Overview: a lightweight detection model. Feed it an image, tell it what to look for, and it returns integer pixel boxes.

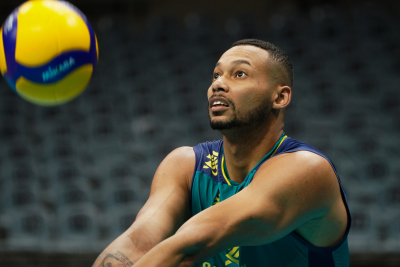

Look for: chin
[209,118,236,130]
[209,117,223,130]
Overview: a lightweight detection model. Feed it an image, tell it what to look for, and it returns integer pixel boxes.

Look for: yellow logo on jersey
[203,151,219,176]
[225,247,240,265]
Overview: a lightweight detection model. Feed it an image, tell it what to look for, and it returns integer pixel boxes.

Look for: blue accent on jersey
[190,136,351,267]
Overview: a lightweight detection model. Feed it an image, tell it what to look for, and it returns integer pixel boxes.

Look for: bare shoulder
[270,150,334,170]
[159,146,196,168]
[259,150,337,182]
[252,150,341,215]
[152,146,196,191]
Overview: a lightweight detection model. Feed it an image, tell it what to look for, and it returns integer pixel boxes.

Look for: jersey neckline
[221,133,287,186]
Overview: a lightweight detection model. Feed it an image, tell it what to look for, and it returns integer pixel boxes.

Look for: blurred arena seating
[0,3,399,263]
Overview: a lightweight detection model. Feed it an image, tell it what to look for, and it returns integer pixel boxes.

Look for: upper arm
[240,151,341,243]
[126,146,195,250]
[93,147,195,266]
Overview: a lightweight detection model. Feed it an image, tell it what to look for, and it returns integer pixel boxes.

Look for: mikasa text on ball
[0,0,98,106]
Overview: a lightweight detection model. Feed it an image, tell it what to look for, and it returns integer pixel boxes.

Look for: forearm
[133,233,199,267]
[93,215,181,267]
[132,199,284,267]
[93,221,172,267]
[92,235,148,267]
[133,222,228,267]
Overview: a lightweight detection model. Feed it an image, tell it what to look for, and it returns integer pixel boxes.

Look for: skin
[92,45,348,267]
[92,146,194,267]
[208,45,288,182]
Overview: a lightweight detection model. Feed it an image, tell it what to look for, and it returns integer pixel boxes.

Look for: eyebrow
[215,59,252,67]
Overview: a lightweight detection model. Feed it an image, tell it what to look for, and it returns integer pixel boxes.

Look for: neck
[221,116,284,184]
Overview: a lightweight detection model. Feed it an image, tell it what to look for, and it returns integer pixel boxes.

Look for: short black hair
[232,39,293,88]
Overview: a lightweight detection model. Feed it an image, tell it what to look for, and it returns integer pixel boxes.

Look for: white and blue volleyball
[0,0,98,106]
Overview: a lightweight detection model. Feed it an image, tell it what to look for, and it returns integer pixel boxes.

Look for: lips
[208,97,230,113]
[209,97,229,109]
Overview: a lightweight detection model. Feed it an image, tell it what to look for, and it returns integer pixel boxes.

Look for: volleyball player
[93,39,351,267]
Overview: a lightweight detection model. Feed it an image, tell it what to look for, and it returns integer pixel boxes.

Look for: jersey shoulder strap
[273,137,326,158]
[192,140,224,183]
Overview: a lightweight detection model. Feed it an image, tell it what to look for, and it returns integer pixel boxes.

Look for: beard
[209,96,272,130]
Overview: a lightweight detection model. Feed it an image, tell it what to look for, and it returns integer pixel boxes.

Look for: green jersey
[190,135,351,267]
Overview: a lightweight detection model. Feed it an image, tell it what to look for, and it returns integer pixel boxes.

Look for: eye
[236,71,246,78]
[213,72,220,80]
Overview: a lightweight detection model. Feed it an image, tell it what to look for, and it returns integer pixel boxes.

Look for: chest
[190,170,255,216]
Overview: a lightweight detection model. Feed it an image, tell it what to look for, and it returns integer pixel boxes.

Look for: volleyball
[0,0,98,106]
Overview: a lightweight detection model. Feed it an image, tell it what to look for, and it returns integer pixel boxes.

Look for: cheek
[235,88,266,112]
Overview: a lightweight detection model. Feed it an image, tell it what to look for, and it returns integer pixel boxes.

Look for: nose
[212,76,228,93]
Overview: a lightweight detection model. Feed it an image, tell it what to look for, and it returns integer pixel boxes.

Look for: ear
[272,85,291,109]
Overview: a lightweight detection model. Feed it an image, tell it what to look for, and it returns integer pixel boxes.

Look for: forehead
[217,45,270,68]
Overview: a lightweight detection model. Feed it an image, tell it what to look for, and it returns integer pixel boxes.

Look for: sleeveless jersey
[190,135,351,267]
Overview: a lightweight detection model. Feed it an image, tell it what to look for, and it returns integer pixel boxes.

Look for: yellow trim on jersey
[221,135,287,186]
[221,155,232,186]
[271,135,287,157]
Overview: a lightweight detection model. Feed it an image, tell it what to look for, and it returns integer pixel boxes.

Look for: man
[93,39,351,267]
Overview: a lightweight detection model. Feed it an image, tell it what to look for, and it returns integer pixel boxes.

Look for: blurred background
[0,0,399,266]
